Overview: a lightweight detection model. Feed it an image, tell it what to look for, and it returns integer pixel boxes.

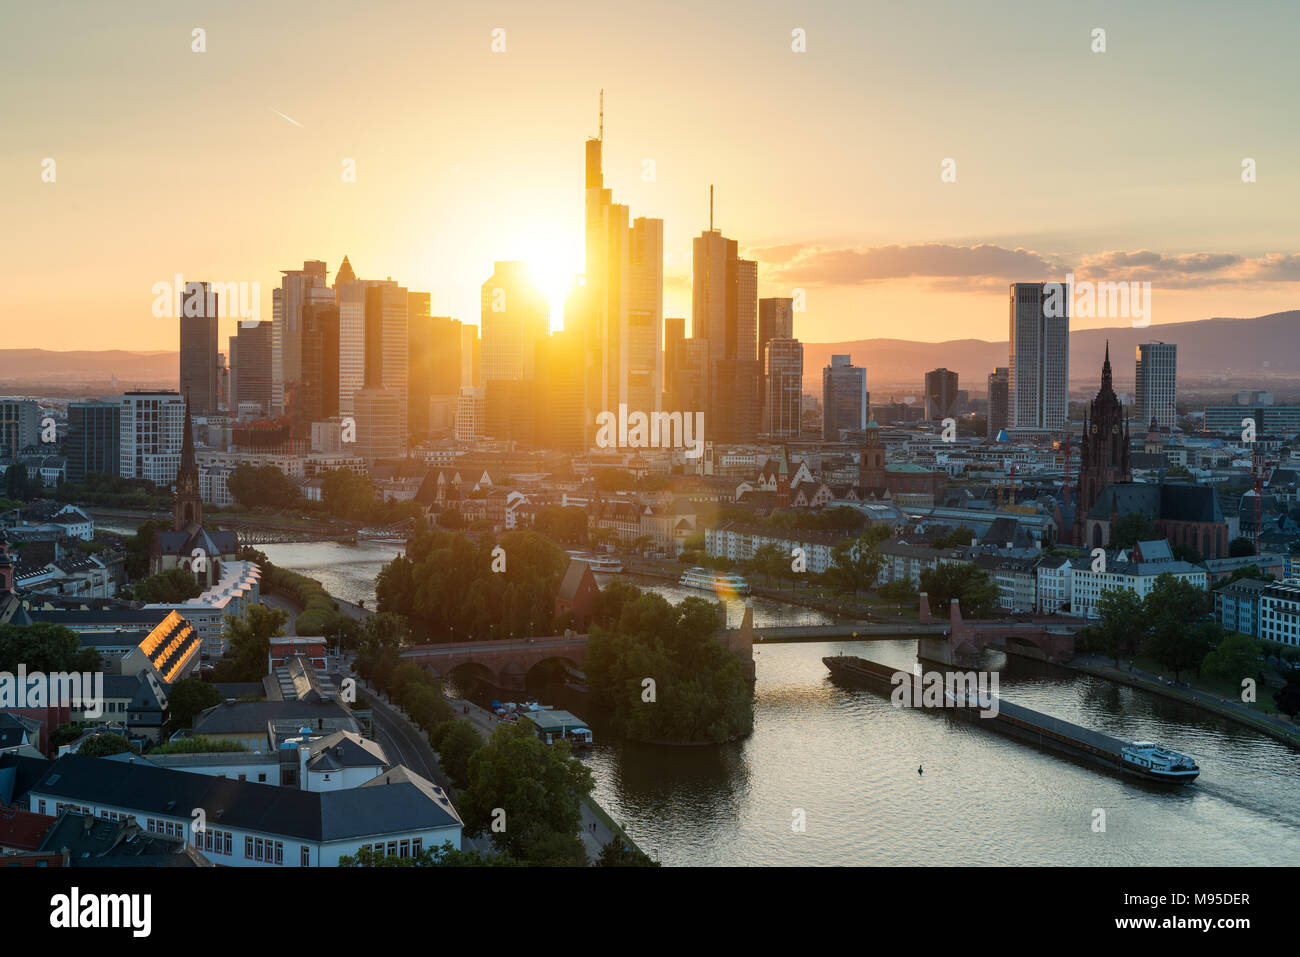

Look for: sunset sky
[3,0,1298,353]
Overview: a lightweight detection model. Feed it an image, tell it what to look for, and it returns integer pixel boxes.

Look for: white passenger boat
[678,567,752,595]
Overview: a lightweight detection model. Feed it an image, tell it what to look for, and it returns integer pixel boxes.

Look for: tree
[920,562,998,619]
[456,718,593,865]
[1274,672,1300,718]
[436,719,483,788]
[1170,543,1202,564]
[0,621,102,673]
[1110,512,1158,550]
[1201,633,1260,684]
[339,841,518,867]
[132,567,202,604]
[166,677,221,731]
[1143,573,1215,680]
[221,604,288,681]
[125,519,169,579]
[930,525,977,550]
[77,734,138,757]
[591,579,642,629]
[1228,536,1257,558]
[586,593,752,744]
[1212,564,1273,591]
[1088,587,1147,666]
[226,462,301,510]
[597,837,660,867]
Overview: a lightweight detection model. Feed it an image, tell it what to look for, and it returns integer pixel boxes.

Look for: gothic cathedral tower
[173,394,203,531]
[1073,343,1131,544]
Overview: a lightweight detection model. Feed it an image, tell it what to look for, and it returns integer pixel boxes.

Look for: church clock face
[1112,425,1119,434]
[1091,424,1098,434]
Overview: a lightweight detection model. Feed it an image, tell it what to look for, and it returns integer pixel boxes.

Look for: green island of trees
[585,585,754,744]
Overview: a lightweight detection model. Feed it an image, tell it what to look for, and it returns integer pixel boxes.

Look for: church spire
[173,392,202,531]
[180,392,195,473]
[1100,340,1113,394]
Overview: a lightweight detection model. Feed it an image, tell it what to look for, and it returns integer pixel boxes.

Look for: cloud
[747,241,1300,292]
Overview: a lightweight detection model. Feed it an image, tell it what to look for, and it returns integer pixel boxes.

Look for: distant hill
[0,350,176,392]
[800,310,1300,394]
[2,310,1297,397]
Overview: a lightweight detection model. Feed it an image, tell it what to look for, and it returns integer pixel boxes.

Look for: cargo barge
[823,655,1199,785]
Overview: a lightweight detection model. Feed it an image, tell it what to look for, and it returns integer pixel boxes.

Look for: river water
[264,543,1300,866]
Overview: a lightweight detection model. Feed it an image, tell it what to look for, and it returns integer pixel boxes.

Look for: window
[245,836,253,859]
[37,801,45,815]
[257,774,267,783]
[254,838,264,862]
[301,846,310,867]
[274,842,283,865]
[387,841,397,857]
[400,840,410,859]
[412,838,421,854]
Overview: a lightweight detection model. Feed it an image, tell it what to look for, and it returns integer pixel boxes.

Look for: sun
[507,231,582,331]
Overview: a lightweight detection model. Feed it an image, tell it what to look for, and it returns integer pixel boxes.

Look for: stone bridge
[916,592,1084,665]
[402,609,757,690]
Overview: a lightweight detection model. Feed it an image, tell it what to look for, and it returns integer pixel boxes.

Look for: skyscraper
[362,279,409,446]
[662,316,685,407]
[298,302,340,435]
[67,401,120,483]
[693,215,758,442]
[1135,341,1177,429]
[763,338,803,439]
[923,367,959,420]
[179,281,219,416]
[758,297,794,414]
[822,355,867,440]
[481,262,548,382]
[409,314,464,438]
[1008,282,1069,430]
[986,366,1009,439]
[272,261,331,415]
[574,100,665,445]
[119,390,185,484]
[229,321,272,417]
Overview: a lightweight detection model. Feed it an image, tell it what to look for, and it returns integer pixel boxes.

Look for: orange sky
[2,1,1297,353]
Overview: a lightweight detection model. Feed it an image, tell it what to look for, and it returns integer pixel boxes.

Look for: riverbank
[1066,653,1300,751]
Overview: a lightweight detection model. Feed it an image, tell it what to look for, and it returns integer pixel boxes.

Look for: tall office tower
[923,367,959,420]
[406,292,433,437]
[178,281,220,415]
[1135,341,1177,429]
[460,323,481,390]
[1008,282,1070,430]
[0,398,40,457]
[693,216,759,442]
[353,387,404,463]
[228,321,272,417]
[118,390,185,484]
[671,338,709,418]
[986,367,1009,439]
[757,297,794,418]
[361,279,410,447]
[763,338,803,439]
[663,316,685,405]
[66,401,121,483]
[337,279,366,416]
[298,303,340,435]
[456,387,485,442]
[822,355,867,440]
[271,261,331,415]
[481,262,549,381]
[217,352,228,412]
[574,102,665,445]
[410,315,464,438]
[538,330,587,452]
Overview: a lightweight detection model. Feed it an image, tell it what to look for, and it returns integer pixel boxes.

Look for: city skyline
[5,2,1300,352]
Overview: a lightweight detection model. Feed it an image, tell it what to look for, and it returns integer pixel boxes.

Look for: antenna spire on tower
[599,89,604,142]
[709,184,714,231]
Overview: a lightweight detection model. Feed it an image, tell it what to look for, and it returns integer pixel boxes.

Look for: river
[263,542,1300,866]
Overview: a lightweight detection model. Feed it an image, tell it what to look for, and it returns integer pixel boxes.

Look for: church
[150,397,238,587]
[1066,346,1229,557]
